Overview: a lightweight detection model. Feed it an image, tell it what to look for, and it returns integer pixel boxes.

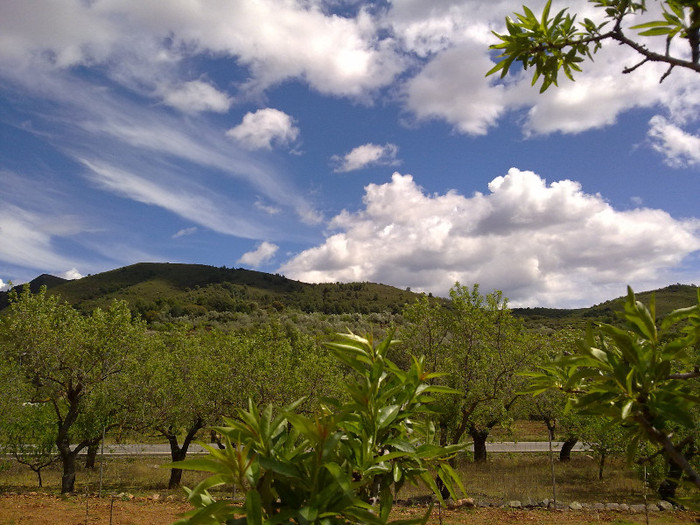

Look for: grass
[1,451,655,504]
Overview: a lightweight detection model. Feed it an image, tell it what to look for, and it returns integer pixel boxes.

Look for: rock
[151,493,161,501]
[592,503,605,510]
[657,500,674,511]
[605,503,620,511]
[618,503,629,511]
[629,504,646,513]
[508,500,522,509]
[539,499,549,508]
[569,501,583,510]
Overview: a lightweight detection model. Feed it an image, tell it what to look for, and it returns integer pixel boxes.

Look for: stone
[569,501,583,510]
[508,500,522,509]
[629,504,646,513]
[605,503,620,511]
[592,503,605,510]
[657,500,674,511]
[618,503,629,511]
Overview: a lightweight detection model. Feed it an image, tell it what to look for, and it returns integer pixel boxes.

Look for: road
[83,441,589,456]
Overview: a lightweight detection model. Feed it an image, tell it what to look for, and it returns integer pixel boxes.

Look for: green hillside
[0,262,425,321]
[513,283,700,330]
[2,263,697,330]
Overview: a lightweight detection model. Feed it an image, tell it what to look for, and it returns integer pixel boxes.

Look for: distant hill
[2,263,697,329]
[0,262,426,320]
[512,283,700,330]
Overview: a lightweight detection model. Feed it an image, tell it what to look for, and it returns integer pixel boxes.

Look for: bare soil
[0,493,698,525]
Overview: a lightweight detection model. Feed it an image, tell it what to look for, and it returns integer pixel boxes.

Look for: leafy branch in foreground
[525,287,700,500]
[488,0,700,91]
[171,331,465,525]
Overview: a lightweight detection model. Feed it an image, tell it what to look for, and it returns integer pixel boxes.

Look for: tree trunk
[59,449,77,494]
[164,418,204,489]
[559,437,577,462]
[658,439,696,501]
[598,450,606,480]
[85,442,99,469]
[470,428,489,463]
[33,467,43,488]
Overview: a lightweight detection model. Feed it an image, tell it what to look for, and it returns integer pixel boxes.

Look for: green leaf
[245,490,263,525]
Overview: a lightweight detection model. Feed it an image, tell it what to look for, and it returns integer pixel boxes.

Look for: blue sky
[1,0,699,308]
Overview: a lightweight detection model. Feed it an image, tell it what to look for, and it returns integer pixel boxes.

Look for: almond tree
[489,0,700,91]
[527,288,700,498]
[0,286,147,493]
[401,284,535,462]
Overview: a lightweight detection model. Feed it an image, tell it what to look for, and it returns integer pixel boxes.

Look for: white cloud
[279,169,700,307]
[227,109,300,151]
[0,203,85,273]
[62,268,83,280]
[161,80,231,114]
[0,279,10,291]
[647,115,700,168]
[390,0,700,138]
[332,143,399,172]
[0,0,403,100]
[237,241,279,268]
[255,200,281,215]
[172,227,198,239]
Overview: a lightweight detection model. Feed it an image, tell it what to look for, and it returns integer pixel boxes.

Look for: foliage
[171,331,465,525]
[488,0,700,91]
[0,401,59,487]
[525,287,700,498]
[0,285,148,493]
[0,263,423,322]
[400,284,536,460]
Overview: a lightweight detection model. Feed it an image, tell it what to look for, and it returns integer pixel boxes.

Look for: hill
[512,283,700,330]
[0,262,425,321]
[2,263,697,329]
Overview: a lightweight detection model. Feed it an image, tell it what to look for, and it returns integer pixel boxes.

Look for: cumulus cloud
[161,80,231,114]
[227,109,300,150]
[279,169,700,307]
[647,115,700,168]
[62,268,83,280]
[390,0,700,139]
[237,241,279,268]
[0,279,10,291]
[332,143,399,172]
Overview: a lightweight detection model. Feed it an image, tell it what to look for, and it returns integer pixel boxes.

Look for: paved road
[83,441,589,456]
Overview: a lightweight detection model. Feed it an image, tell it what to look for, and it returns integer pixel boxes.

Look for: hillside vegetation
[1,262,698,330]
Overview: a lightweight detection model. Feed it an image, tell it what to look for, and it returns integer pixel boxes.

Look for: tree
[0,401,59,487]
[526,288,700,498]
[172,331,465,525]
[488,0,700,91]
[0,286,147,493]
[128,327,230,489]
[401,284,535,462]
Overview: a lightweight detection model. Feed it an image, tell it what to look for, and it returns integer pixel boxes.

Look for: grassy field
[0,452,661,505]
[3,452,699,525]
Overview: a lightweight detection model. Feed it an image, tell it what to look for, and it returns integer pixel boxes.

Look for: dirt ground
[0,494,699,525]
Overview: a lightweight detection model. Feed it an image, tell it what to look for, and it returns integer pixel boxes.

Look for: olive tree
[489,0,700,91]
